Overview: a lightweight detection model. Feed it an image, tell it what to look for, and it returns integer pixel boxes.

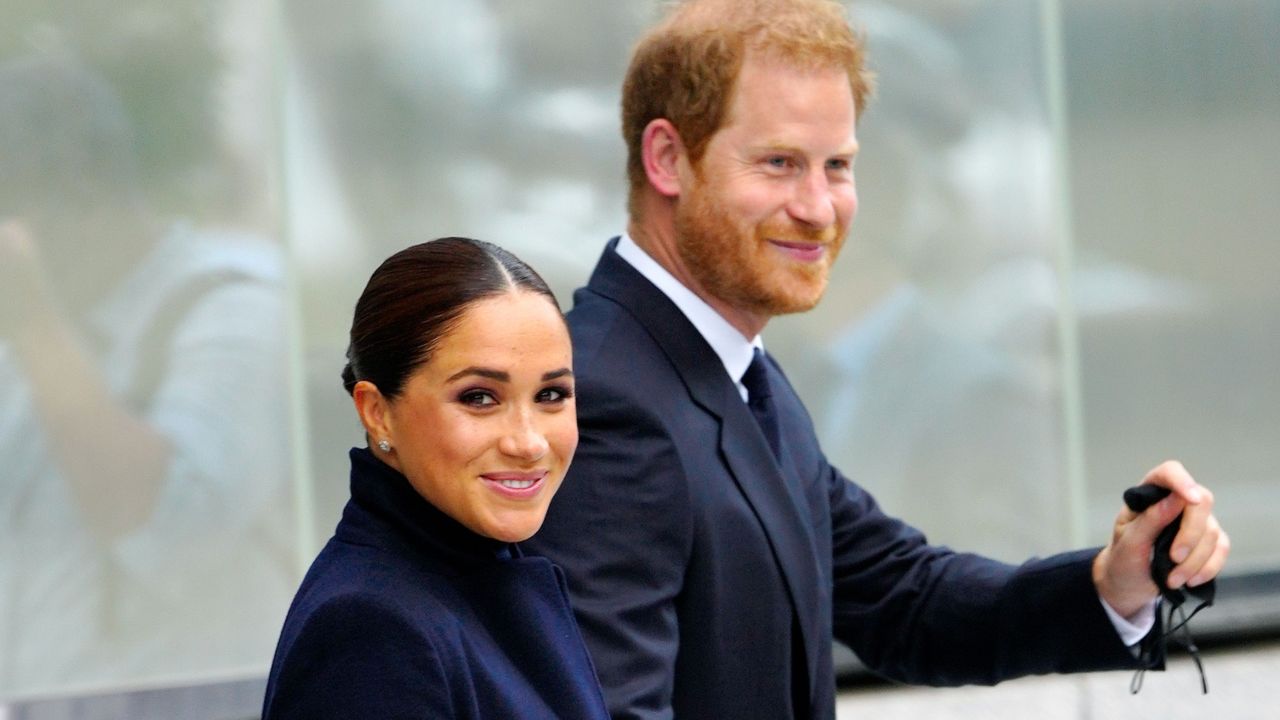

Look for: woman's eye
[766,156,790,169]
[537,385,573,404]
[459,390,498,407]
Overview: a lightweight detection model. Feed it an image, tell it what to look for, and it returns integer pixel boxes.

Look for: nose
[787,168,837,228]
[498,409,549,462]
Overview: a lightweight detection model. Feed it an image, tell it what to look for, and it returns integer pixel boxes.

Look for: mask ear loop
[1129,597,1211,695]
[1173,601,1209,695]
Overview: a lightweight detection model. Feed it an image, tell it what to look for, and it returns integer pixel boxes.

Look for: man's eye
[766,156,790,168]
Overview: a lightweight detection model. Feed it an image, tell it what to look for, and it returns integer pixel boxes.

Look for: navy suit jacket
[263,448,609,720]
[526,239,1150,720]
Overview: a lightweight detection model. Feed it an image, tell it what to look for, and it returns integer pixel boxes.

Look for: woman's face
[378,290,577,542]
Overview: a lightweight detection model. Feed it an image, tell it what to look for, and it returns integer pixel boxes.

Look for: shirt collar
[615,232,760,401]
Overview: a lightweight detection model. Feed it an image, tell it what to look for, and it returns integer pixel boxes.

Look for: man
[526,1,1230,718]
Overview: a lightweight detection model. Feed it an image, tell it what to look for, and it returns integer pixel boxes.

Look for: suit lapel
[583,239,823,685]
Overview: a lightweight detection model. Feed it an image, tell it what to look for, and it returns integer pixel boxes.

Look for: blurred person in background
[0,50,292,695]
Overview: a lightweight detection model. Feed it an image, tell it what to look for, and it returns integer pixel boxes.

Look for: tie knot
[741,349,772,403]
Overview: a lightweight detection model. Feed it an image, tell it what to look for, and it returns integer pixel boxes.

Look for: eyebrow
[750,142,859,157]
[542,368,574,381]
[445,366,574,383]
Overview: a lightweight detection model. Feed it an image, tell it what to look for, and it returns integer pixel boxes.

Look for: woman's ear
[641,118,687,199]
[352,380,393,447]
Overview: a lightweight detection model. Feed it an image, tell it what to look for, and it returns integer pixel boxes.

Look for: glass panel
[775,0,1073,560]
[0,0,298,700]
[1064,0,1280,573]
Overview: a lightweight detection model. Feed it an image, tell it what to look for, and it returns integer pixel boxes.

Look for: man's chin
[768,296,824,316]
[750,284,828,317]
[771,272,831,314]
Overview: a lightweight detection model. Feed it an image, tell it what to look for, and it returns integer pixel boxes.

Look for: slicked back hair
[342,237,560,400]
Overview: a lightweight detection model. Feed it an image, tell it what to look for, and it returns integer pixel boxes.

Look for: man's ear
[352,380,393,445]
[641,118,687,199]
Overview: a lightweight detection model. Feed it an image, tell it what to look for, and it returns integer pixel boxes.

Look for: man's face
[675,53,859,322]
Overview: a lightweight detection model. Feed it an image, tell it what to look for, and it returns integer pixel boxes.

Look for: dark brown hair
[622,0,873,219]
[341,237,559,399]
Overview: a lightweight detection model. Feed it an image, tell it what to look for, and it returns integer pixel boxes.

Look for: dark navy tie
[741,348,782,460]
[743,349,808,714]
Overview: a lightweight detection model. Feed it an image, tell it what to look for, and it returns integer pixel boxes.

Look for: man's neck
[615,231,761,399]
[626,218,768,340]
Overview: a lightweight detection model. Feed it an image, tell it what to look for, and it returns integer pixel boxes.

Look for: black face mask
[1123,484,1216,694]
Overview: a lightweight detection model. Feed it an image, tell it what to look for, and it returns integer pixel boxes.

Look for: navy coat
[525,239,1153,720]
[262,448,609,719]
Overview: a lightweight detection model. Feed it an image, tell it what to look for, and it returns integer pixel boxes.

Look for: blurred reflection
[0,50,292,696]
[281,0,630,287]
[779,2,1066,557]
[1064,0,1280,569]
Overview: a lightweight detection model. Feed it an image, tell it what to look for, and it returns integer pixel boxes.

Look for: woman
[262,238,608,719]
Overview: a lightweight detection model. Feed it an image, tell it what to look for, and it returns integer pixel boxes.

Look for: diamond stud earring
[377,439,391,452]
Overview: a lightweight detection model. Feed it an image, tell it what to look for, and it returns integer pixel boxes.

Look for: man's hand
[1093,460,1230,619]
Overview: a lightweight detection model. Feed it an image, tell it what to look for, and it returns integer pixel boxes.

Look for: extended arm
[825,463,1143,686]
[1,220,169,539]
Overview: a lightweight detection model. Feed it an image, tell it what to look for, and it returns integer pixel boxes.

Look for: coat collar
[341,447,517,573]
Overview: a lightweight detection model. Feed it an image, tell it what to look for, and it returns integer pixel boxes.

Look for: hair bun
[341,363,357,395]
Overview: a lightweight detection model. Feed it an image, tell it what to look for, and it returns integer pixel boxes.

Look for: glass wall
[1063,0,1280,573]
[1,0,1276,713]
[780,0,1076,559]
[0,0,296,704]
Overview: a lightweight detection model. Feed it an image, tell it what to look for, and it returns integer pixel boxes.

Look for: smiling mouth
[481,471,548,496]
[768,239,826,261]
